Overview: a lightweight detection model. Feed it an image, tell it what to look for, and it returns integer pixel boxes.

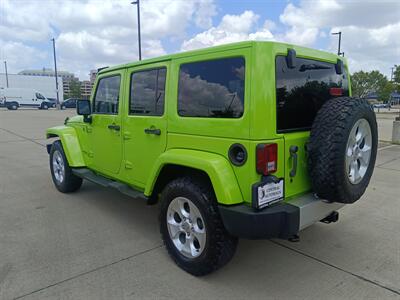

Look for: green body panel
[167,48,252,140]
[144,149,243,205]
[46,126,85,167]
[119,61,169,187]
[283,132,312,197]
[87,70,125,177]
[46,41,350,206]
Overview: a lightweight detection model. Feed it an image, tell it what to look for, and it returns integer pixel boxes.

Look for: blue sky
[1,0,398,79]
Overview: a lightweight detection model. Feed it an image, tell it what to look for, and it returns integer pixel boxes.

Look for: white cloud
[0,39,47,73]
[181,11,274,51]
[279,26,319,46]
[279,0,400,76]
[0,0,216,79]
[1,0,398,79]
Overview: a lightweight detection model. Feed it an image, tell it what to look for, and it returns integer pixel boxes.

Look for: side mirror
[286,48,296,69]
[77,100,92,123]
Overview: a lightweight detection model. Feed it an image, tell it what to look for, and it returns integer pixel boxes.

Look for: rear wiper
[299,64,330,72]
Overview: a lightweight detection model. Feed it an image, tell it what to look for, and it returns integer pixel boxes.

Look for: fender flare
[46,126,85,167]
[145,149,244,205]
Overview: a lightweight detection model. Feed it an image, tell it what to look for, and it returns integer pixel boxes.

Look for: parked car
[0,88,49,110]
[373,103,388,109]
[61,98,78,109]
[46,41,378,276]
[44,97,57,108]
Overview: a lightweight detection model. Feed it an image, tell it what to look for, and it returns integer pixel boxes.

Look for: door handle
[144,128,161,135]
[108,124,120,131]
[289,145,298,178]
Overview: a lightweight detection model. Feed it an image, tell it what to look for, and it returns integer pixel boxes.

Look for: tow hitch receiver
[320,211,339,224]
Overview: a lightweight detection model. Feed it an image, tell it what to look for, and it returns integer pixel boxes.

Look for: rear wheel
[7,102,18,110]
[159,177,238,276]
[308,97,378,203]
[50,140,82,193]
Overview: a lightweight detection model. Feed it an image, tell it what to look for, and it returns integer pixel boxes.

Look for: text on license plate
[257,180,284,208]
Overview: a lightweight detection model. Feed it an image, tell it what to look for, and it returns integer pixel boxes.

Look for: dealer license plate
[257,180,284,208]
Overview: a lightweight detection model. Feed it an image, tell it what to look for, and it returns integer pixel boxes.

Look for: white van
[0,88,50,110]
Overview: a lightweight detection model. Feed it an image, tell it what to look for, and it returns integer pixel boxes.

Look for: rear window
[276,56,349,132]
[178,57,245,118]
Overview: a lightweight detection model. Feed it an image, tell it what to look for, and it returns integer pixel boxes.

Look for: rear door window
[178,57,245,118]
[276,56,349,132]
[130,68,166,116]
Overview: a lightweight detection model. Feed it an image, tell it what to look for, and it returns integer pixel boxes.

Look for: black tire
[49,140,83,193]
[7,102,18,110]
[41,103,49,110]
[159,177,238,276]
[308,97,378,203]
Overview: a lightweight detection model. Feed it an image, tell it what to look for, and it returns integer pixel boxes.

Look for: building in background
[0,73,64,100]
[79,70,98,100]
[366,91,400,105]
[89,69,97,84]
[80,80,93,100]
[6,68,99,101]
[18,68,77,97]
[390,92,400,105]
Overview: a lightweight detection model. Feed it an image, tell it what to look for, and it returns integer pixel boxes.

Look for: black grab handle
[144,128,161,135]
[107,124,120,131]
[289,145,298,178]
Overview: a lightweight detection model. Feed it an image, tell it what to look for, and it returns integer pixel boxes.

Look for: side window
[93,75,121,114]
[276,56,349,132]
[36,93,45,100]
[178,57,245,118]
[130,68,166,116]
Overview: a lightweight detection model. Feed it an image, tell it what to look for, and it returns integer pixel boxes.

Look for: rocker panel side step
[72,168,147,200]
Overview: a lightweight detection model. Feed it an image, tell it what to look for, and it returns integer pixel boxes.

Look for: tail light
[256,143,278,175]
[329,87,343,97]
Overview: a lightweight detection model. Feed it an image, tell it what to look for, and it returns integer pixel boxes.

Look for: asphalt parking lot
[1,108,399,299]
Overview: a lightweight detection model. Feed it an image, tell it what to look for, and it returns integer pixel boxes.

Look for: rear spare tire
[308,97,377,203]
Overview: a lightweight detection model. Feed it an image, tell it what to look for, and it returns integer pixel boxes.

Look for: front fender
[46,126,85,167]
[145,149,243,205]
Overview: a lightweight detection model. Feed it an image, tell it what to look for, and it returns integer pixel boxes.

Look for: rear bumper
[219,193,344,239]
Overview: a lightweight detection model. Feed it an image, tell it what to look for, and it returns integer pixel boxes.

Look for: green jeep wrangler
[46,41,377,276]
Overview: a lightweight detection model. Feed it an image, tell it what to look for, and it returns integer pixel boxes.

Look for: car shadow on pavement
[75,180,160,236]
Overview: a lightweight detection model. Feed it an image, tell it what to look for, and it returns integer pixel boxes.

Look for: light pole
[4,61,9,88]
[332,31,344,56]
[51,38,60,109]
[131,0,142,60]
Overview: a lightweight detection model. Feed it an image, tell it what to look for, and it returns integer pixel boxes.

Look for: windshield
[36,93,45,100]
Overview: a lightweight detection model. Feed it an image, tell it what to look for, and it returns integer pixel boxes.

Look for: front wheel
[49,140,82,193]
[159,177,238,276]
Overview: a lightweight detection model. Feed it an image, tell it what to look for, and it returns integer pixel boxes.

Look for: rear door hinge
[125,160,133,169]
[123,132,132,140]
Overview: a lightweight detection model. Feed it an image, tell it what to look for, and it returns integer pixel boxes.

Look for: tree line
[64,80,82,100]
[351,65,399,102]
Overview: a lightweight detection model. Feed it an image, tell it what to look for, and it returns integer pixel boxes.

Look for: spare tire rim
[345,118,372,184]
[166,197,206,259]
[52,150,65,183]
